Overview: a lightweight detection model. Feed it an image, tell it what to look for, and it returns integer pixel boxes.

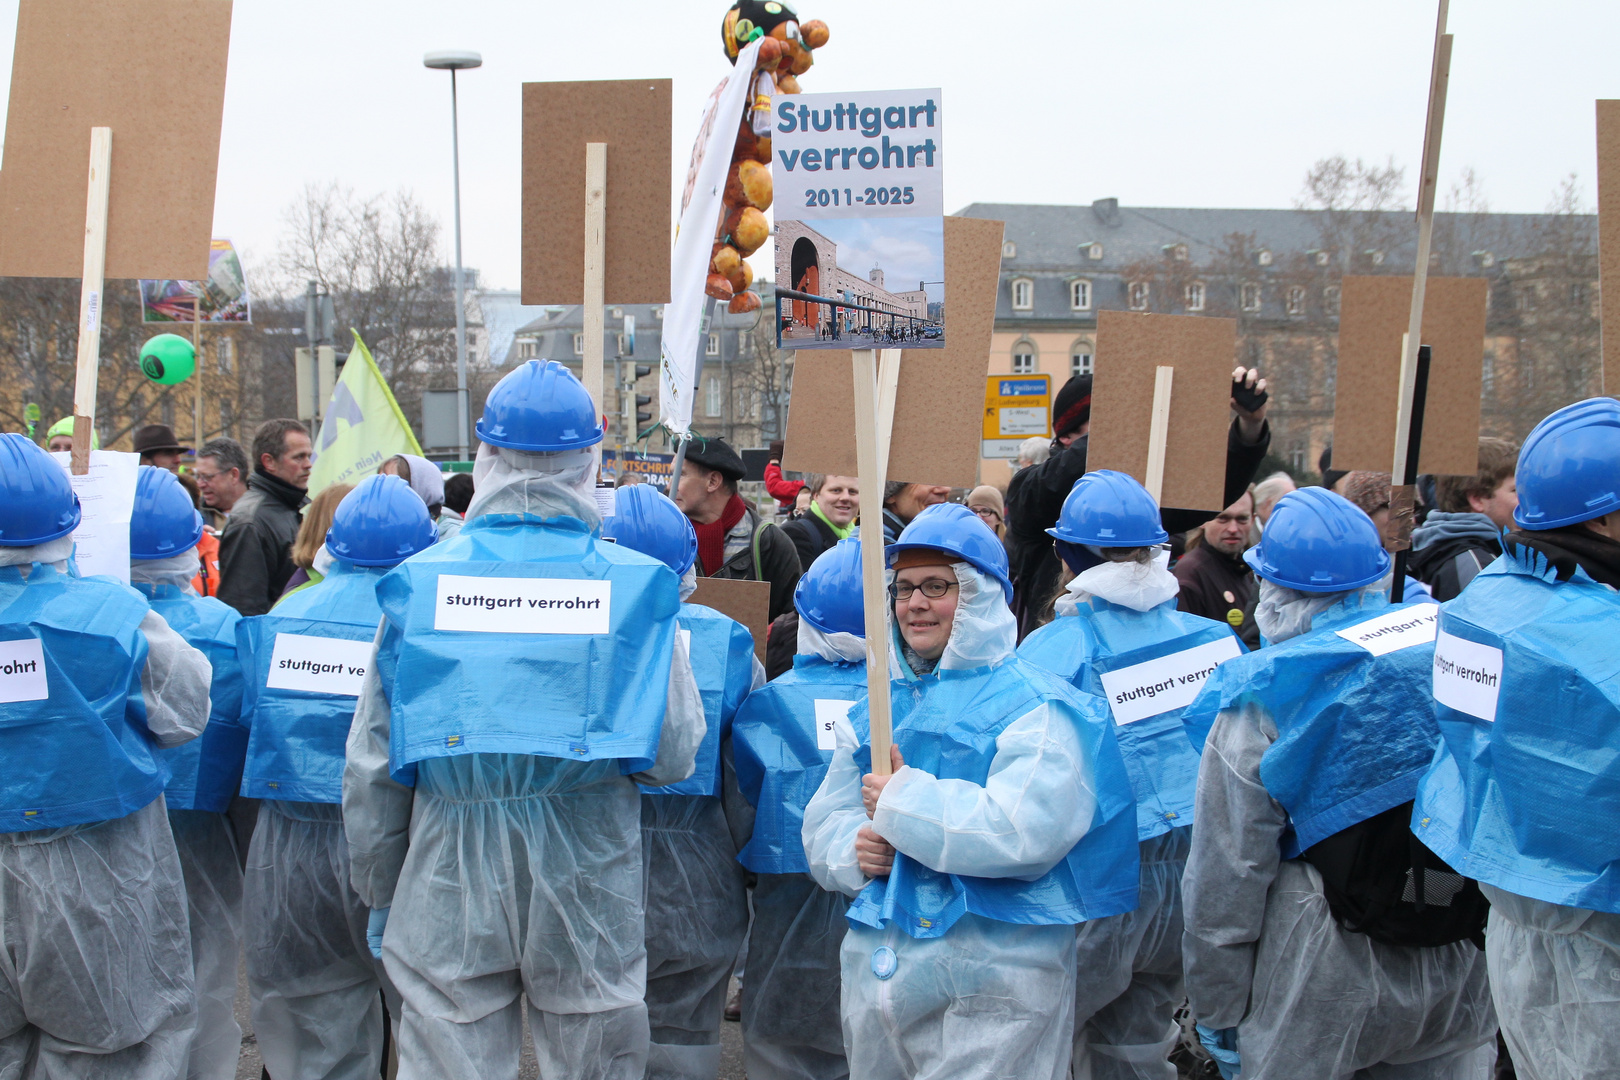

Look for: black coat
[781,511,843,572]
[705,504,804,623]
[217,468,308,617]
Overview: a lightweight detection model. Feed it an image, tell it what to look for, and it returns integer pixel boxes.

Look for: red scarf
[694,494,747,575]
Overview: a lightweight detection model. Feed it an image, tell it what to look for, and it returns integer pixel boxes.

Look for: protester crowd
[3,357,1617,1080]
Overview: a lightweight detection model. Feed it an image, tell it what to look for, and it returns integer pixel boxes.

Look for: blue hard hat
[1244,487,1390,594]
[130,466,204,559]
[1514,396,1620,530]
[0,433,80,546]
[1047,469,1170,547]
[795,536,866,637]
[887,502,1015,604]
[475,359,604,453]
[605,484,697,575]
[325,474,437,567]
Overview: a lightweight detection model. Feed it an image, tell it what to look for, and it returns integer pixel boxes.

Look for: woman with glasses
[966,485,1008,545]
[804,502,1139,1080]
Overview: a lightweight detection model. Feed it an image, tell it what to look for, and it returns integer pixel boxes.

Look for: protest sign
[140,239,251,323]
[689,578,771,665]
[50,449,138,583]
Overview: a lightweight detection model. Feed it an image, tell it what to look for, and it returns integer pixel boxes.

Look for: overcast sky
[0,0,1611,294]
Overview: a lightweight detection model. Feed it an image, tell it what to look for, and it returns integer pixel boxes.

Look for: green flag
[307,330,423,494]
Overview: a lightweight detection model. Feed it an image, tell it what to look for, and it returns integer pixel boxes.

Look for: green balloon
[140,333,196,385]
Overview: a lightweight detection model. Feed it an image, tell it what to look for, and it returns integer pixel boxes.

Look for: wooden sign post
[852,347,902,772]
[71,129,112,475]
[1597,99,1620,396]
[582,142,608,413]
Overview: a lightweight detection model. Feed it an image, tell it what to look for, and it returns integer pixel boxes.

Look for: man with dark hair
[674,436,802,620]
[1005,369,1272,639]
[216,419,311,617]
[438,471,474,541]
[1409,437,1518,602]
[193,437,250,517]
[1173,490,1260,648]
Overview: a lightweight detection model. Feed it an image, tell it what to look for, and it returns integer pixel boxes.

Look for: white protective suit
[131,552,244,1080]
[0,538,212,1080]
[343,443,705,1080]
[803,561,1094,1080]
[1181,581,1497,1080]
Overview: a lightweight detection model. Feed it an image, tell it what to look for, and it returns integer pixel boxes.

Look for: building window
[1323,285,1341,317]
[1011,341,1037,374]
[1572,282,1589,308]
[1366,249,1385,266]
[706,332,721,356]
[1163,243,1189,261]
[706,375,722,417]
[1482,353,1495,396]
[1002,241,1017,259]
[1011,278,1034,311]
[1070,279,1091,311]
[1256,249,1273,266]
[617,333,631,355]
[1070,348,1093,377]
[1185,282,1205,312]
[1086,243,1103,260]
[572,333,584,356]
[1286,286,1306,315]
[1240,283,1261,312]
[518,339,537,359]
[218,337,234,374]
[1128,282,1150,311]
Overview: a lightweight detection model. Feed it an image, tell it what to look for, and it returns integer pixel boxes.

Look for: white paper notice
[814,698,856,751]
[51,450,138,583]
[1334,606,1439,657]
[0,638,49,703]
[1432,629,1504,722]
[265,633,371,697]
[1098,637,1243,726]
[434,575,612,635]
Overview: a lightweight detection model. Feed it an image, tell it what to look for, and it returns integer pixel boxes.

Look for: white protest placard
[773,89,943,218]
[265,633,371,697]
[434,575,612,635]
[1432,629,1503,722]
[1334,605,1439,657]
[1098,637,1243,726]
[814,698,857,751]
[51,450,138,582]
[0,638,48,703]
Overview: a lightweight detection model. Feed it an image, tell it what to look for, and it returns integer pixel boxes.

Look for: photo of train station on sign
[774,216,944,348]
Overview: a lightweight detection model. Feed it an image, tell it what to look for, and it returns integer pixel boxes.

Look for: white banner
[814,698,857,751]
[433,575,612,635]
[51,449,139,583]
[265,633,371,697]
[660,39,761,438]
[772,88,944,219]
[1432,629,1504,722]
[1098,637,1243,726]
[1334,605,1439,657]
[0,638,48,703]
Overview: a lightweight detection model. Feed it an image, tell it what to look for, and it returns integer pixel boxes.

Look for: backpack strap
[751,517,771,583]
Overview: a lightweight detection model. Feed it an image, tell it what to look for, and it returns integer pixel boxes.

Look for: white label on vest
[814,698,857,751]
[0,638,48,703]
[1432,629,1503,722]
[1334,605,1439,656]
[1098,636,1243,726]
[265,633,371,697]
[433,575,612,635]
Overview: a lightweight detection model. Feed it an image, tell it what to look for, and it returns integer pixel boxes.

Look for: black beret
[684,436,747,482]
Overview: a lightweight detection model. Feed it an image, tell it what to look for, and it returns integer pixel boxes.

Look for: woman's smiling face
[893,563,959,661]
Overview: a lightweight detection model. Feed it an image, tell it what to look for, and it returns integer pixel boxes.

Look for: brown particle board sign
[779,215,1003,486]
[0,0,232,280]
[1330,276,1488,476]
[522,79,671,306]
[1599,100,1620,396]
[1085,310,1235,515]
[689,577,771,665]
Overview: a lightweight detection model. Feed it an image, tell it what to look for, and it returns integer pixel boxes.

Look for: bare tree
[1296,155,1411,274]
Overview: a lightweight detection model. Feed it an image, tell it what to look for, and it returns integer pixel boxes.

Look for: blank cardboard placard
[1086,310,1235,515]
[690,577,771,665]
[522,79,671,306]
[780,215,1003,486]
[1330,276,1488,476]
[0,0,232,280]
[1599,100,1620,396]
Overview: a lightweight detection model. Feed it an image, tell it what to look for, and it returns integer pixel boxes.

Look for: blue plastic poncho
[640,601,754,797]
[1182,590,1441,858]
[238,559,389,803]
[1413,548,1620,913]
[375,513,680,785]
[138,583,246,812]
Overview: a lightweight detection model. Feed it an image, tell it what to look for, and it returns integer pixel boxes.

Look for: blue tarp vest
[138,584,246,812]
[375,514,679,786]
[733,653,868,873]
[0,563,163,831]
[1414,551,1620,913]
[1182,593,1442,858]
[640,602,754,797]
[845,655,1140,939]
[238,560,388,803]
[1019,596,1240,840]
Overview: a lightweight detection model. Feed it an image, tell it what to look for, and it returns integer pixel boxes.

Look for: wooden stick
[71,127,112,476]
[1144,365,1174,503]
[583,142,607,419]
[192,295,204,447]
[876,348,901,466]
[853,348,895,776]
[1597,99,1620,396]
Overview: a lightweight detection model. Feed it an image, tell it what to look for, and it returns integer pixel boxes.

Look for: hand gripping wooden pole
[854,348,902,776]
[583,142,607,421]
[70,127,112,476]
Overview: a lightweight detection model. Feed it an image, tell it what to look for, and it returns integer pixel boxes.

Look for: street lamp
[424,49,482,462]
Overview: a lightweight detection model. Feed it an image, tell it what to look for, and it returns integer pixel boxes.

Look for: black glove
[1231,375,1268,415]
